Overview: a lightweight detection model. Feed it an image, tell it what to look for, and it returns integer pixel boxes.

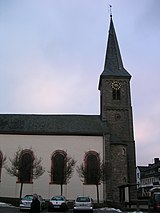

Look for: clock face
[111,81,121,89]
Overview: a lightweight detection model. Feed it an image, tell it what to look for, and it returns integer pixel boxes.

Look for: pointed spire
[99,15,131,81]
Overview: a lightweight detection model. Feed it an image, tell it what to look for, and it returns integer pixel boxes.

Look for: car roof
[23,194,42,198]
[51,196,65,199]
[76,196,91,201]
[77,196,90,198]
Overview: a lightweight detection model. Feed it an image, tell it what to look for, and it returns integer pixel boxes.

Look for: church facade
[0,16,136,203]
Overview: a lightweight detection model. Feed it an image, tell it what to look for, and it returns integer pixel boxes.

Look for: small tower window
[112,88,120,100]
[122,148,126,156]
[111,81,121,100]
[123,177,127,183]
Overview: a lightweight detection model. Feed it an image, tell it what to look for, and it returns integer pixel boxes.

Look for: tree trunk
[96,184,99,204]
[60,184,63,196]
[19,182,24,201]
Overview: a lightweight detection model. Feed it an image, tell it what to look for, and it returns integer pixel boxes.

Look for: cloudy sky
[0,0,160,166]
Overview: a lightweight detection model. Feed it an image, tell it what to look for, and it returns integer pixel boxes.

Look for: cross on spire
[109,5,112,18]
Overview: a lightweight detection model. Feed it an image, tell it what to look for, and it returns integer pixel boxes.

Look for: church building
[0,15,136,204]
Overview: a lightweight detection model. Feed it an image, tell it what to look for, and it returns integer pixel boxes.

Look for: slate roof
[137,166,149,172]
[0,114,109,136]
[138,162,160,179]
[99,16,131,89]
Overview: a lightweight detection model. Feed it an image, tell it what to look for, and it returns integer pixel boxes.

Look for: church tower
[99,15,137,201]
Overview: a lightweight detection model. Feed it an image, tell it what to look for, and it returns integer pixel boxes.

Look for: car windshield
[155,194,160,202]
[51,196,64,201]
[76,197,90,202]
[23,195,33,201]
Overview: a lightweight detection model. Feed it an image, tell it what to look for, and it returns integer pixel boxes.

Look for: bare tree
[77,158,106,203]
[49,155,76,196]
[5,146,45,200]
[61,156,76,195]
[0,154,7,182]
[1,155,7,167]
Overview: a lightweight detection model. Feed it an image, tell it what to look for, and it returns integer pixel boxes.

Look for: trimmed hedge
[0,197,20,207]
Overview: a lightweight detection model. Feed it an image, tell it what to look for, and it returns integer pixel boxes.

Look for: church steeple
[98,12,137,203]
[99,16,131,89]
[98,14,133,121]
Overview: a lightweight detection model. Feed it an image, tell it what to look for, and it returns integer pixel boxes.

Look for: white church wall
[0,134,103,201]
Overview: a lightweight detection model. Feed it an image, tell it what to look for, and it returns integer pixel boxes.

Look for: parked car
[148,191,160,212]
[19,194,45,212]
[48,195,68,212]
[73,196,93,213]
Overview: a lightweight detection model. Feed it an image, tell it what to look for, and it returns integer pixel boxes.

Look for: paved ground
[0,206,123,213]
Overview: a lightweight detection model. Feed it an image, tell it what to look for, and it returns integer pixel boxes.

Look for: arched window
[112,88,121,100]
[84,151,100,184]
[0,151,3,182]
[123,177,127,183]
[122,147,126,156]
[51,150,66,184]
[18,150,34,183]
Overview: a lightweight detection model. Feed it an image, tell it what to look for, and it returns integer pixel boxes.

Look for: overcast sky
[0,0,160,166]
